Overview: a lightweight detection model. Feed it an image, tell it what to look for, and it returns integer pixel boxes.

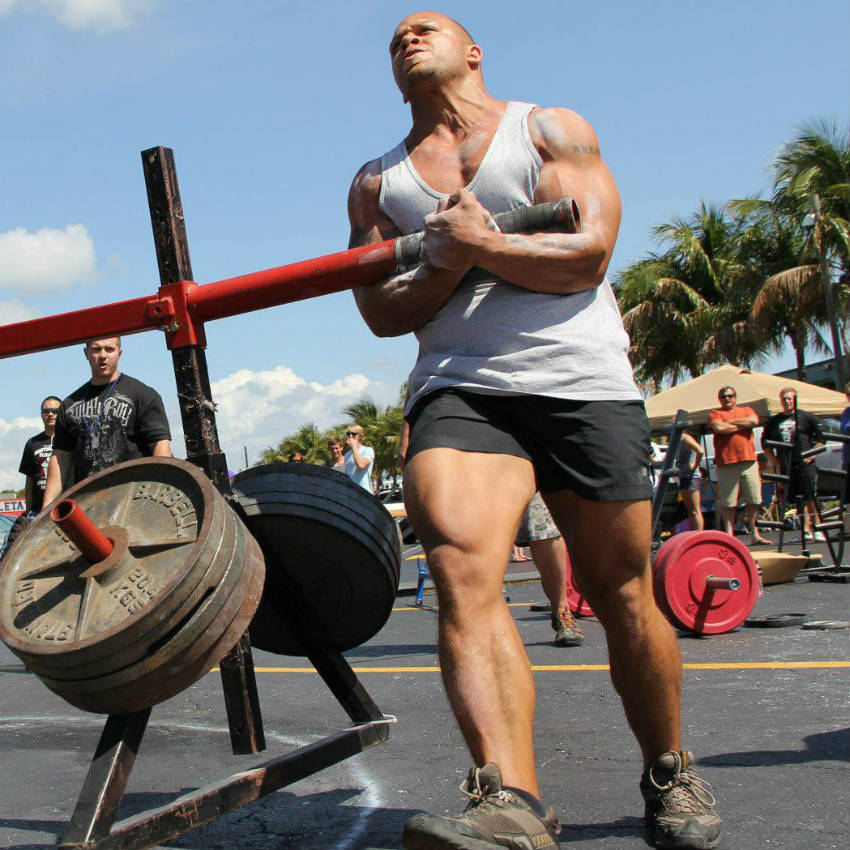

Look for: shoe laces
[554,608,580,631]
[648,761,717,812]
[459,768,513,811]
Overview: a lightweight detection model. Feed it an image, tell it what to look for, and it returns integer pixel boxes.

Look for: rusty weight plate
[231,463,401,655]
[37,510,265,714]
[0,457,265,713]
[655,530,759,635]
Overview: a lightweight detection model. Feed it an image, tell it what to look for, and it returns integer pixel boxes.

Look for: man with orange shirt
[707,385,770,545]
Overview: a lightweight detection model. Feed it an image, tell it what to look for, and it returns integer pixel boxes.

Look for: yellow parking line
[235,661,849,675]
[394,601,538,611]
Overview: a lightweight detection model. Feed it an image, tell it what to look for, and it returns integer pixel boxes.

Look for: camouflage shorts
[515,492,561,546]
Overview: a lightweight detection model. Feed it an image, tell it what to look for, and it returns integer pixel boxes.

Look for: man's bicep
[531,108,621,254]
[347,159,400,249]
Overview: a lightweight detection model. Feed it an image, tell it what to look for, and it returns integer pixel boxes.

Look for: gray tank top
[378,101,640,413]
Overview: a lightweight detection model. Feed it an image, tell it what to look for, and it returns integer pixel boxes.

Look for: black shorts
[406,388,653,502]
[785,462,817,501]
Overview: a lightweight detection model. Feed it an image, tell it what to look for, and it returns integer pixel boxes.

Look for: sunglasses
[719,394,735,400]
[41,407,60,414]
[345,431,359,437]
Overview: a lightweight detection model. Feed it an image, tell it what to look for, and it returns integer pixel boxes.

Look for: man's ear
[467,43,482,70]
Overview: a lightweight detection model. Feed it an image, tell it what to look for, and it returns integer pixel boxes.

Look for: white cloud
[0,1,156,30]
[0,298,38,324]
[187,365,390,467]
[0,416,41,491]
[0,224,97,293]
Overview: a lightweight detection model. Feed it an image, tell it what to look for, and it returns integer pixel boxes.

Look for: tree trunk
[792,327,807,382]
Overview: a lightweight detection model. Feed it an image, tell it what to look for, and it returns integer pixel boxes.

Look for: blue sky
[0,0,848,488]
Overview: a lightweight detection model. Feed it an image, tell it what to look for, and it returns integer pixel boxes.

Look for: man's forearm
[350,446,371,470]
[43,452,71,508]
[354,264,466,337]
[152,440,172,457]
[467,229,609,295]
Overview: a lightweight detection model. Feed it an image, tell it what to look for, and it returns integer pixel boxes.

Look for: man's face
[40,399,60,428]
[780,392,796,413]
[329,443,343,457]
[718,389,737,410]
[85,338,122,383]
[345,428,363,444]
[390,13,473,96]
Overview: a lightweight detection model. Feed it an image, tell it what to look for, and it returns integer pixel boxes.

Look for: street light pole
[807,195,847,389]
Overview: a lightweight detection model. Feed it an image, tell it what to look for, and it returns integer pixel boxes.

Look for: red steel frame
[0,241,398,357]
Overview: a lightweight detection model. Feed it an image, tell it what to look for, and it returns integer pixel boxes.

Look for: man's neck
[45,425,55,438]
[91,370,121,387]
[407,78,499,144]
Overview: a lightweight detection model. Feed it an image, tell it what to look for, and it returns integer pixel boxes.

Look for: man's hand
[422,189,497,271]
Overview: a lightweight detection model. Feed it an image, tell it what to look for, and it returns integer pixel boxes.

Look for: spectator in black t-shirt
[18,395,61,514]
[763,387,825,540]
[43,337,172,507]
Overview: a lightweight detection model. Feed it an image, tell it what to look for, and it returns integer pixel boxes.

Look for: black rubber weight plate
[801,620,850,630]
[231,463,401,656]
[744,614,807,628]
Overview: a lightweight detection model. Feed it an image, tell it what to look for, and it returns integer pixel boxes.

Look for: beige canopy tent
[645,365,848,434]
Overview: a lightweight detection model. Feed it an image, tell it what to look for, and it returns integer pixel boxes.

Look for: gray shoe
[552,608,584,647]
[402,763,560,850]
[640,750,722,849]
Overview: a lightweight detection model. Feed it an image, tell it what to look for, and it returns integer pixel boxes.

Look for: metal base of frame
[57,654,391,850]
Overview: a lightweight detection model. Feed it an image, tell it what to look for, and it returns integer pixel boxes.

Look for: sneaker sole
[403,815,559,850]
[646,812,722,850]
[403,821,523,850]
[554,637,584,647]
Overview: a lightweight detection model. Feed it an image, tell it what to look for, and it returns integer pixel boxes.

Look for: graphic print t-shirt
[54,374,171,483]
[764,410,824,469]
[18,431,54,513]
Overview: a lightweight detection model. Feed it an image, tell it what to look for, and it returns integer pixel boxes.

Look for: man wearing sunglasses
[708,386,770,545]
[343,424,375,493]
[17,396,61,514]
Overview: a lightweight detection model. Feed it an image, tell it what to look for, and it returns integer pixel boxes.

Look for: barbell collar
[800,445,827,459]
[705,575,741,591]
[50,499,114,564]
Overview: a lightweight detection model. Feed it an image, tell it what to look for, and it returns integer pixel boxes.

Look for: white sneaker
[812,531,827,542]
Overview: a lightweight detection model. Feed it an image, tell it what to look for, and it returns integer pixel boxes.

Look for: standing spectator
[288,451,305,463]
[707,385,771,545]
[763,387,826,540]
[43,337,172,505]
[325,436,346,471]
[675,430,705,532]
[343,425,375,493]
[516,493,583,646]
[18,396,61,514]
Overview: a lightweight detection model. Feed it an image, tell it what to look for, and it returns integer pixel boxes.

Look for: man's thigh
[404,448,536,561]
[716,463,743,507]
[738,460,761,505]
[542,490,652,591]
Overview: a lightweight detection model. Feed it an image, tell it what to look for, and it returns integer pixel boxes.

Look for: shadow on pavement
[701,727,849,767]
[559,815,650,845]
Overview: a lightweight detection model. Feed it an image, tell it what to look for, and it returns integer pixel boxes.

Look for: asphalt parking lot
[0,551,847,850]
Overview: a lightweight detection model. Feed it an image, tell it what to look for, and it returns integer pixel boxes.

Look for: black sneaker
[552,608,584,647]
[402,763,560,850]
[640,750,722,849]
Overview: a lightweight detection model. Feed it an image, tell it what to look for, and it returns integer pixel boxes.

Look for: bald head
[390,11,483,100]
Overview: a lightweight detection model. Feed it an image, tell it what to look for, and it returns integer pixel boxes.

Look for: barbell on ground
[0,458,401,713]
[565,529,761,635]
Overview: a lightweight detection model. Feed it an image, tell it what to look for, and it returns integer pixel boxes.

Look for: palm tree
[731,120,850,381]
[616,202,763,387]
[259,422,328,465]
